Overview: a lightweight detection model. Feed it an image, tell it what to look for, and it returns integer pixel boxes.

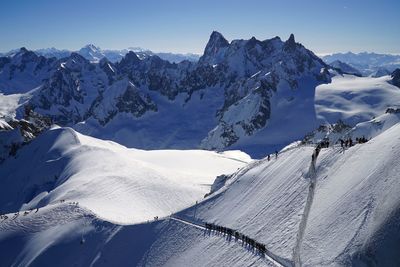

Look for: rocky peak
[78,44,102,55]
[199,31,229,64]
[83,44,100,52]
[119,51,141,68]
[207,31,229,50]
[288,33,295,44]
[284,33,296,51]
[63,52,90,71]
[330,60,362,76]
[14,47,39,62]
[19,47,29,53]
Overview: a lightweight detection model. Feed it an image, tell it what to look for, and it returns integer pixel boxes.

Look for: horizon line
[2,45,400,58]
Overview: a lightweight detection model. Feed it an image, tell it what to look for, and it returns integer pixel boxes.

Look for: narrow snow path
[170,216,205,230]
[170,216,286,267]
[293,149,318,267]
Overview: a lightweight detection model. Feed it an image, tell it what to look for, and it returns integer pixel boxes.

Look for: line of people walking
[205,223,266,254]
[339,136,368,149]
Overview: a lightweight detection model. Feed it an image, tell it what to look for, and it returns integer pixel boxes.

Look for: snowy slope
[74,86,225,149]
[0,127,250,224]
[315,74,400,125]
[0,211,275,267]
[226,76,321,156]
[1,122,399,266]
[301,123,400,266]
[0,91,32,120]
[168,122,400,266]
[177,146,314,262]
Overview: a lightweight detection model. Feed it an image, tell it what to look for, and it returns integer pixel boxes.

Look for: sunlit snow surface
[315,75,400,125]
[1,74,400,266]
[2,122,399,266]
[0,127,250,225]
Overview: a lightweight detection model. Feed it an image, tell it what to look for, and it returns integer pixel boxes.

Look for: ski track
[293,148,318,267]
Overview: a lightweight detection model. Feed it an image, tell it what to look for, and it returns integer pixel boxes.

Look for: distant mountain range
[322,52,400,76]
[0,44,200,63]
[1,32,399,159]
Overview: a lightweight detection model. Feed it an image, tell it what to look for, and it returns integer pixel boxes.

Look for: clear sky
[0,0,399,55]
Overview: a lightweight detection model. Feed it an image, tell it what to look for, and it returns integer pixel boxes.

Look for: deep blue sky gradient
[0,0,399,54]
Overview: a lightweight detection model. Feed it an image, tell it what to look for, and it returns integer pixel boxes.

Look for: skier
[267,154,270,161]
[275,150,278,159]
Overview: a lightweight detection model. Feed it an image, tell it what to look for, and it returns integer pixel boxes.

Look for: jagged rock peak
[209,31,229,46]
[122,51,141,63]
[199,31,230,64]
[19,47,29,53]
[14,47,40,61]
[203,31,229,54]
[117,51,141,72]
[288,33,295,44]
[284,33,297,51]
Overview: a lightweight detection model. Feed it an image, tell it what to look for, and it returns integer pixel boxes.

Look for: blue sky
[0,0,399,54]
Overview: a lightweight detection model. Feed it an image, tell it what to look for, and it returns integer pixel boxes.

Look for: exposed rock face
[302,120,352,144]
[0,48,57,94]
[0,106,52,163]
[330,60,362,76]
[0,31,331,151]
[391,69,400,88]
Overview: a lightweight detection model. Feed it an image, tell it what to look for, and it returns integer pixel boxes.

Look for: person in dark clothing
[275,151,278,159]
[267,155,270,161]
[315,146,320,157]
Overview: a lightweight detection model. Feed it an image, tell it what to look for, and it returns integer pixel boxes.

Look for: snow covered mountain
[0,45,201,64]
[322,52,400,76]
[329,60,362,76]
[1,112,399,266]
[0,32,336,157]
[1,31,400,267]
[371,67,391,78]
[0,47,57,94]
[2,32,400,159]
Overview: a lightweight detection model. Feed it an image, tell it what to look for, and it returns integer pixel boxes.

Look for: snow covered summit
[0,126,250,224]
